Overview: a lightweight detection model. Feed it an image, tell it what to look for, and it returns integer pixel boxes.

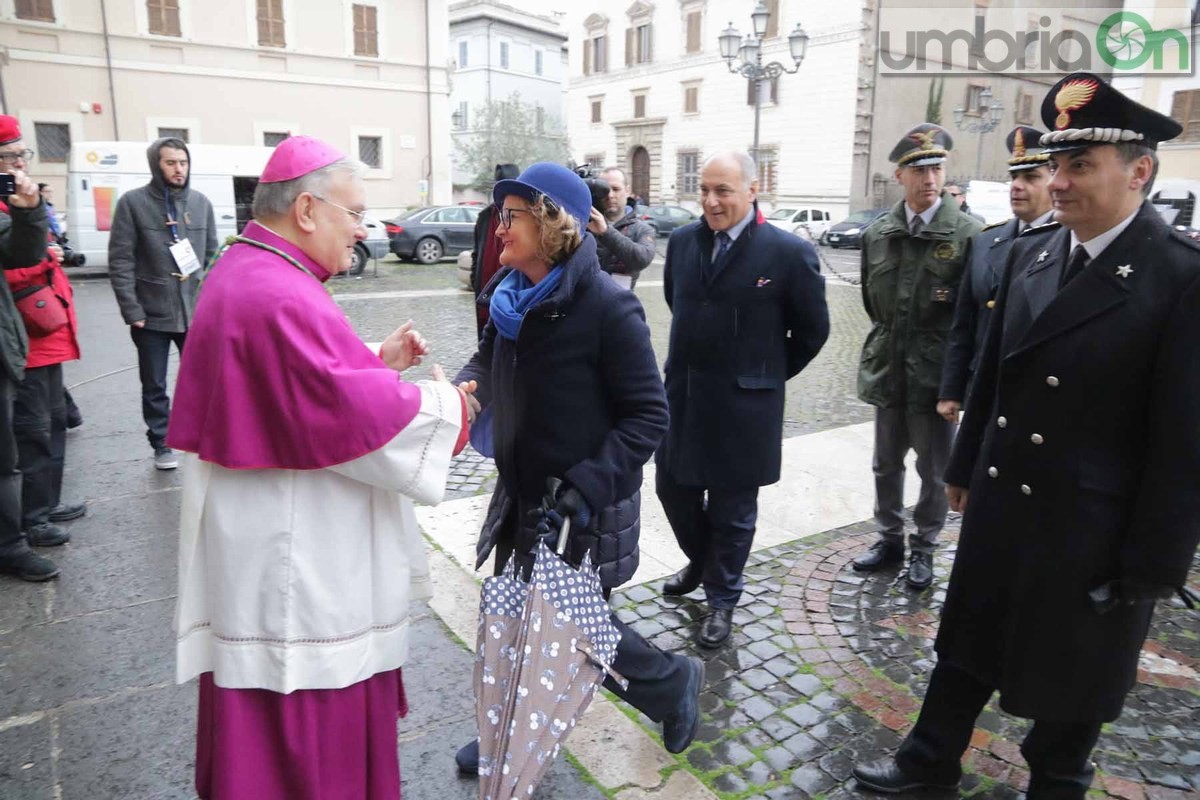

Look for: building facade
[564,0,863,219]
[449,0,567,202]
[0,0,452,215]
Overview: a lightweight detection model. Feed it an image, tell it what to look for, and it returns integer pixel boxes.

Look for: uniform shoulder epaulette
[1169,226,1200,251]
[981,219,1010,232]
[1019,220,1061,237]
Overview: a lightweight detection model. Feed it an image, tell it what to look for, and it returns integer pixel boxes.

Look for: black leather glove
[1089,578,1176,614]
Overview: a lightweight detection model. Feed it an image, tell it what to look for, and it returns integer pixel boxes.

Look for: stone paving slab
[610,518,1200,799]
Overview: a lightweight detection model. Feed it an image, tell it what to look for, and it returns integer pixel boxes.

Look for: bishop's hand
[379,320,427,372]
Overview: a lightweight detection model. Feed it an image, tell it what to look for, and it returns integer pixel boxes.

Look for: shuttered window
[15,0,55,22]
[257,0,285,48]
[353,4,378,57]
[147,0,181,36]
[685,11,701,53]
[1171,90,1200,142]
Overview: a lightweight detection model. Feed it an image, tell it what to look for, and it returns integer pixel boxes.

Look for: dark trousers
[13,364,65,528]
[656,469,759,609]
[0,377,26,557]
[872,406,954,551]
[492,537,690,723]
[130,327,186,450]
[897,661,1102,799]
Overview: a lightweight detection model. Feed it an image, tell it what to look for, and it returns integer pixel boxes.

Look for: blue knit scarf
[489,266,564,341]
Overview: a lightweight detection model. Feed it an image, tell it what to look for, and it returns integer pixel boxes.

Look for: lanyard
[163,191,180,242]
[213,235,319,281]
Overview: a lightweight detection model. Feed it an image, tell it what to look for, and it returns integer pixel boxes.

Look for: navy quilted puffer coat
[455,235,668,589]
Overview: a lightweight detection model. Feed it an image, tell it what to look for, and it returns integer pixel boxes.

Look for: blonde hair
[529,197,583,265]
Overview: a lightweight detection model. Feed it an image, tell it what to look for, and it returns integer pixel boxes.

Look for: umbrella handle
[556,517,571,556]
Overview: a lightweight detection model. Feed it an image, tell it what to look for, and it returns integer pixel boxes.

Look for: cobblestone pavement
[610,519,1200,799]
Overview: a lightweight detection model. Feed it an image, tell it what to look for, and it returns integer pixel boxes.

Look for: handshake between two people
[378,320,481,425]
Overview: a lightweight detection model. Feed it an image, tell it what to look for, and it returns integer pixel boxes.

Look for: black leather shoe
[662,656,704,753]
[455,738,479,776]
[906,551,933,589]
[0,549,60,582]
[27,523,69,547]
[697,607,733,648]
[853,541,904,572]
[852,758,960,793]
[49,502,87,522]
[662,562,702,596]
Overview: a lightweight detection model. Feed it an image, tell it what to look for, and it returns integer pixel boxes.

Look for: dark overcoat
[939,217,1019,403]
[455,235,669,588]
[655,215,829,489]
[939,203,1200,722]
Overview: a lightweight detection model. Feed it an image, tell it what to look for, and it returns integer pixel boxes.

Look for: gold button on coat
[988,467,999,478]
[1031,434,1044,445]
[1021,484,1032,495]
[1046,376,1060,387]
[997,416,1008,428]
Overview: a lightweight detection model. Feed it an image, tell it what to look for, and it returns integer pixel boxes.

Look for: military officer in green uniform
[853,124,983,589]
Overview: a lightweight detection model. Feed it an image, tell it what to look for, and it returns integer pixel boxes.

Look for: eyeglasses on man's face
[312,194,369,226]
[0,149,34,165]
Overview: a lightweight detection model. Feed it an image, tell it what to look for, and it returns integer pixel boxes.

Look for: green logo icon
[1096,11,1189,71]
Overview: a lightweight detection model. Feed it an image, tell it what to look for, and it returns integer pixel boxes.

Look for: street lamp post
[953,86,1005,180]
[718,2,809,168]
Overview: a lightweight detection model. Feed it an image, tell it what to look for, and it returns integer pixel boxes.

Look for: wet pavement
[3,248,1197,799]
[611,519,1200,799]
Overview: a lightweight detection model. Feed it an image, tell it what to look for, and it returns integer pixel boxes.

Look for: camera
[56,236,86,268]
[0,173,16,196]
[572,164,610,214]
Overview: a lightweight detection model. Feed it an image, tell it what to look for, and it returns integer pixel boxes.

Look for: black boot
[455,738,479,776]
[662,562,702,596]
[906,551,933,589]
[697,607,733,647]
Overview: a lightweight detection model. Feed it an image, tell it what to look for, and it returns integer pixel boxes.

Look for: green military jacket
[857,193,983,411]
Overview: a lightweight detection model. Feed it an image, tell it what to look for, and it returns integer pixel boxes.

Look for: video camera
[572,164,610,214]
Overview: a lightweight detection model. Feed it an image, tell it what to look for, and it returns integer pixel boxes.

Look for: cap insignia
[1054,79,1098,130]
[1013,128,1026,158]
[910,128,938,151]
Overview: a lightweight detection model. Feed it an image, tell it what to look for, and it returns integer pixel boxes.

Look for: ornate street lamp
[953,85,1005,179]
[718,2,808,167]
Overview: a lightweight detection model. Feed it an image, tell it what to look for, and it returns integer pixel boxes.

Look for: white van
[66,141,388,274]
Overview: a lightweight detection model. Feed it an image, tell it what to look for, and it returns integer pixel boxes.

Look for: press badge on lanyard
[165,196,202,279]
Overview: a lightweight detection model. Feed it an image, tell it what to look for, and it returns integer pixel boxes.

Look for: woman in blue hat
[453,162,704,771]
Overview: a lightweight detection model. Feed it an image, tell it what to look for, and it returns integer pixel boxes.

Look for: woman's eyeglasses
[312,194,369,226]
[496,206,533,230]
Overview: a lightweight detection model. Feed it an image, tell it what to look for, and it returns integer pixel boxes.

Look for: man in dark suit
[656,151,829,647]
[938,126,1054,419]
[853,73,1200,799]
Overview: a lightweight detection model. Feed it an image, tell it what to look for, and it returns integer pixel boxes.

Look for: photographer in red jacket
[3,211,84,549]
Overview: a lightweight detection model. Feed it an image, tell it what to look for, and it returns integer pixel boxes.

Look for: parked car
[385,205,481,264]
[349,217,390,276]
[635,204,698,236]
[825,208,889,249]
[764,207,834,240]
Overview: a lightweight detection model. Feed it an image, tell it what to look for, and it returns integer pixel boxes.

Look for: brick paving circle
[612,519,1200,799]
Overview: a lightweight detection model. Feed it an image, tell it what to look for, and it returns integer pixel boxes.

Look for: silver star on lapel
[1116,264,1134,279]
[1036,250,1049,263]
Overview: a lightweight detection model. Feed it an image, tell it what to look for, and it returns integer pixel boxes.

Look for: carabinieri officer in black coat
[937,125,1054,418]
[854,73,1200,799]
[656,151,829,647]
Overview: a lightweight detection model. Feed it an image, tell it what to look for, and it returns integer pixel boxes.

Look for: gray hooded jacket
[107,138,218,332]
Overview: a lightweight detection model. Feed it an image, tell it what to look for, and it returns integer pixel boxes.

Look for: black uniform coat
[455,235,669,588]
[655,214,829,489]
[939,217,1019,403]
[939,203,1200,722]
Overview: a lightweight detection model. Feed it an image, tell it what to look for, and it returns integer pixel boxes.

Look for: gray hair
[1113,142,1159,197]
[702,151,757,190]
[251,158,365,219]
